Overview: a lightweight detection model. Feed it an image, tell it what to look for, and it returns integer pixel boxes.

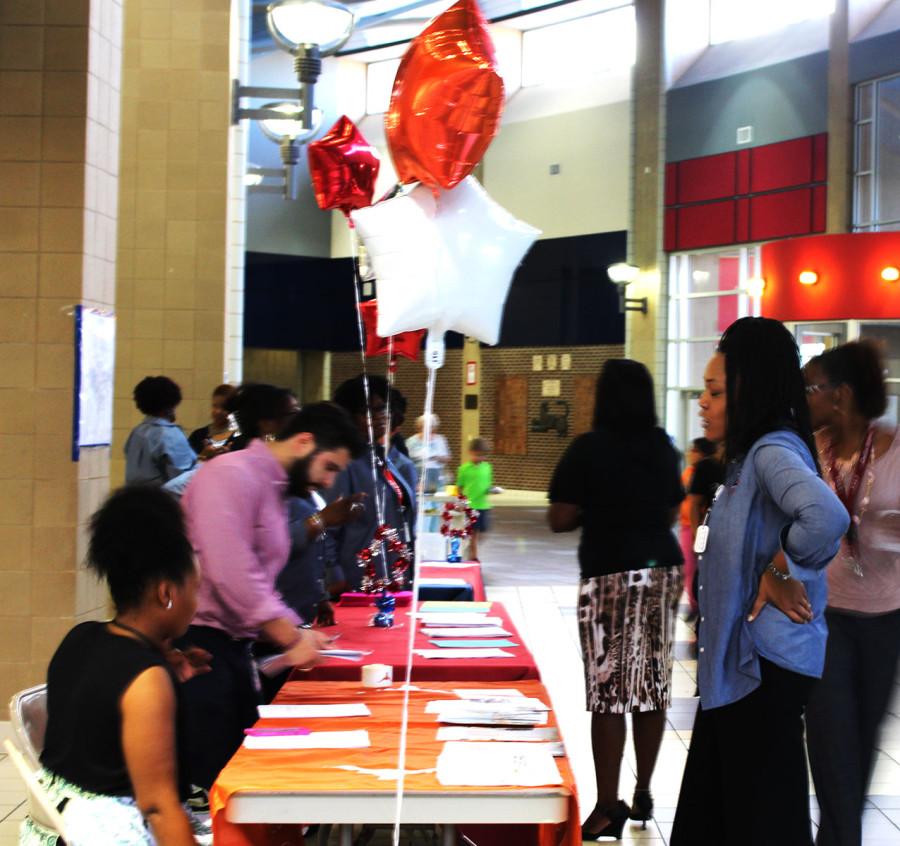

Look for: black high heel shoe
[581,800,630,841]
[629,789,654,829]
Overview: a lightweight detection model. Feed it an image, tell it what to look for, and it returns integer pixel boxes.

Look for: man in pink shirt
[179,402,364,789]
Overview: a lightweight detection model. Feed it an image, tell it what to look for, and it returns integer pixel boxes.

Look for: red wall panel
[761,232,900,322]
[677,200,736,250]
[812,133,827,183]
[749,188,813,242]
[664,208,677,252]
[666,134,828,252]
[665,163,678,207]
[676,152,736,204]
[750,136,814,193]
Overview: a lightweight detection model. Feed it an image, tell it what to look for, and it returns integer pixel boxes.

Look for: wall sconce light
[881,266,899,282]
[798,270,818,286]
[266,0,355,130]
[232,85,323,199]
[607,263,648,314]
[745,276,766,298]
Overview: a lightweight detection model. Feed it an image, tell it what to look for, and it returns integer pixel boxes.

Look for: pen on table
[244,727,312,737]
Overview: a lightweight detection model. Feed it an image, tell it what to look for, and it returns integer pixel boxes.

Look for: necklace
[110,619,161,651]
[823,426,877,577]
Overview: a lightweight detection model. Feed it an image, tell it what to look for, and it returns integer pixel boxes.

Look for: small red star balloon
[359,300,424,362]
[308,115,381,217]
[385,0,504,191]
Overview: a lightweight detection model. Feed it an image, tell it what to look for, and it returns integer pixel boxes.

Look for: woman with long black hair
[671,318,848,846]
[548,359,684,840]
[804,341,900,846]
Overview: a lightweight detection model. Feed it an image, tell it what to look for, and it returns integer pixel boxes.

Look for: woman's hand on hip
[748,568,813,624]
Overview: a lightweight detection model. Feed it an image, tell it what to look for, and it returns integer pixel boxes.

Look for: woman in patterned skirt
[548,359,684,840]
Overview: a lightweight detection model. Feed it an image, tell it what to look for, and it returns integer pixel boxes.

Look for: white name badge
[694,525,709,554]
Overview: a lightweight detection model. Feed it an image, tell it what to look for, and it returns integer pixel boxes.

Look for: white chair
[7,685,67,840]
[9,684,47,771]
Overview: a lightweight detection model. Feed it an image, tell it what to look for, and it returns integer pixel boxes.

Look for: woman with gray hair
[407,413,451,494]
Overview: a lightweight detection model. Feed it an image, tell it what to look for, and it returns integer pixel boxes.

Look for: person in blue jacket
[671,318,848,846]
[324,375,416,593]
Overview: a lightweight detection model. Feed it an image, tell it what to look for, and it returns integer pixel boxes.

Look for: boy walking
[456,437,493,561]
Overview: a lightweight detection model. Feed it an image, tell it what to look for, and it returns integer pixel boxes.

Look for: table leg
[338,823,354,846]
[440,823,457,846]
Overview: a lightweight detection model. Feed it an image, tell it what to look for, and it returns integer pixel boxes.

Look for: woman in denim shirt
[671,318,848,846]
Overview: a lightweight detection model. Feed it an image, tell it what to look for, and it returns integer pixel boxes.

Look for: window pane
[856,174,872,226]
[876,76,900,223]
[857,82,873,121]
[856,121,872,172]
[522,6,635,87]
[684,295,738,339]
[686,341,718,388]
[687,252,741,294]
[859,324,900,379]
[709,0,835,44]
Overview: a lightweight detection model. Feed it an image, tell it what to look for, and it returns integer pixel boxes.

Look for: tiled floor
[1,504,898,845]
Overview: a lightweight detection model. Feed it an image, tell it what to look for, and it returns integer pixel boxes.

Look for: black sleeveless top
[41,621,188,799]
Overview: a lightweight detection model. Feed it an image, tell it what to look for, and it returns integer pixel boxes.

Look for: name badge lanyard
[693,484,724,555]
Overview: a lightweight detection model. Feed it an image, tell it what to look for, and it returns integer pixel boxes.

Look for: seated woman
[21,486,207,846]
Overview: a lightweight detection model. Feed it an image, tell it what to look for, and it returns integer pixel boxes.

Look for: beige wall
[482,101,631,241]
[112,0,245,480]
[0,0,123,709]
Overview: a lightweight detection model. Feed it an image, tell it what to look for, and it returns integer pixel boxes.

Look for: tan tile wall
[0,0,122,710]
[480,345,624,491]
[112,0,247,480]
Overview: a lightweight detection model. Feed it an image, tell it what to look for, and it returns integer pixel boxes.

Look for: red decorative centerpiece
[357,523,413,593]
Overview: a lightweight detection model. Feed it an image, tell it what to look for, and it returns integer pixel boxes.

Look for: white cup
[362,663,393,688]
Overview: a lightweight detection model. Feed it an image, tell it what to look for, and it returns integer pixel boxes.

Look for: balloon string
[349,226,388,582]
[392,362,437,846]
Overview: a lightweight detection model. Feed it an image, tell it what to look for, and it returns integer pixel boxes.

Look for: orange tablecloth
[295,600,540,683]
[211,680,580,846]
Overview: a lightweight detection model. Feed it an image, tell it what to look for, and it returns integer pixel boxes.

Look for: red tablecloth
[295,600,540,682]
[418,560,486,601]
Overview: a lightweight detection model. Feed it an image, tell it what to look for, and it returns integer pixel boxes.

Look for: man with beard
[178,402,364,790]
[326,375,417,594]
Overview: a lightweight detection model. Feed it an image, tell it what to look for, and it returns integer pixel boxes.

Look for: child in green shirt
[456,437,493,561]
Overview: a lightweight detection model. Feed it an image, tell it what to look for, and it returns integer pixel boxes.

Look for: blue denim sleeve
[159,426,197,481]
[753,440,849,571]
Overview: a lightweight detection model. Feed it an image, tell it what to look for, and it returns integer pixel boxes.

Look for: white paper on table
[244,730,370,750]
[416,614,503,626]
[417,578,469,587]
[426,698,550,714]
[420,561,476,569]
[257,703,371,718]
[436,741,563,787]
[436,727,561,742]
[413,648,513,659]
[422,627,513,638]
[453,688,526,699]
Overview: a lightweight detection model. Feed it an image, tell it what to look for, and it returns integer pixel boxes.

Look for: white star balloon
[351,177,540,368]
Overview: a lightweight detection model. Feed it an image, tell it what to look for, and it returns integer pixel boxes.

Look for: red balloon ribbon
[308,115,380,217]
[385,0,504,191]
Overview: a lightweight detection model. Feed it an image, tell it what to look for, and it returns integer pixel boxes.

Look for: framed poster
[72,306,116,460]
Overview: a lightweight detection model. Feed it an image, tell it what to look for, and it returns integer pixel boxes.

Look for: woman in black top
[24,487,206,846]
[548,359,684,841]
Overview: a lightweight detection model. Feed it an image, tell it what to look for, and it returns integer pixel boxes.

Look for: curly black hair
[88,486,194,611]
[133,376,182,417]
[809,341,887,421]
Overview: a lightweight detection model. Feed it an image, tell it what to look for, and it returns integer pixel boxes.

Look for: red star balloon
[385,0,504,192]
[308,115,381,217]
[359,300,425,362]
